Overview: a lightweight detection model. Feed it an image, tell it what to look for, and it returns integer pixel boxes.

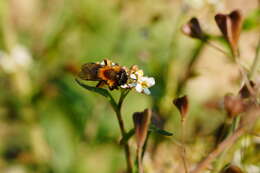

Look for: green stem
[206,40,232,58]
[181,120,189,173]
[118,89,130,109]
[141,132,151,159]
[110,90,133,173]
[249,33,260,79]
[137,147,143,173]
[176,41,205,95]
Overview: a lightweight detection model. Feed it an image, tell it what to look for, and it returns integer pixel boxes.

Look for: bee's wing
[78,63,102,81]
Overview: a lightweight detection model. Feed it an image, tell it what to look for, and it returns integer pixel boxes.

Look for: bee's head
[116,69,128,86]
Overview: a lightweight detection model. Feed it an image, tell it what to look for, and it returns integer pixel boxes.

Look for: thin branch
[206,40,231,58]
[181,121,189,173]
[249,33,260,79]
[191,107,260,173]
[116,109,133,173]
[137,147,143,173]
[176,41,205,94]
[235,58,256,96]
[191,127,245,173]
[112,91,133,173]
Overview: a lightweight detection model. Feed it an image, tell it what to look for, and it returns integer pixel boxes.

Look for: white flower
[11,45,32,68]
[135,76,155,95]
[120,65,155,95]
[0,45,32,73]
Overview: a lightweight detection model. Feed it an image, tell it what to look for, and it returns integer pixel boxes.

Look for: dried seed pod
[182,17,204,39]
[239,81,255,99]
[173,95,189,122]
[239,105,260,130]
[215,10,243,56]
[133,109,152,149]
[221,165,244,173]
[224,94,244,118]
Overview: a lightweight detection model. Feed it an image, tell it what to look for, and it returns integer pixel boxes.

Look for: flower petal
[143,88,151,95]
[147,77,155,86]
[120,84,129,88]
[129,83,137,88]
[130,74,137,79]
[135,84,143,93]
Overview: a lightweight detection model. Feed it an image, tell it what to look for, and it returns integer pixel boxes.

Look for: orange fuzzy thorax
[98,66,122,87]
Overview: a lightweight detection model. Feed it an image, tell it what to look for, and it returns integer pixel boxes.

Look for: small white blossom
[135,77,155,95]
[130,74,136,80]
[0,45,32,73]
[121,71,155,95]
[120,64,155,94]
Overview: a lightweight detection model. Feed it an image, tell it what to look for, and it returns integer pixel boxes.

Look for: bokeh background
[0,0,259,173]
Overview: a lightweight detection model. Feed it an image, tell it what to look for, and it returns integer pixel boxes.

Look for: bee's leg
[96,81,106,88]
[108,86,113,90]
[109,85,118,90]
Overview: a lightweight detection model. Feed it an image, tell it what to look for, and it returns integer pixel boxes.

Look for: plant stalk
[176,41,205,95]
[137,147,143,173]
[212,117,239,173]
[191,105,260,173]
[111,90,133,173]
[191,127,245,173]
[206,40,231,58]
[249,33,260,79]
[181,120,189,173]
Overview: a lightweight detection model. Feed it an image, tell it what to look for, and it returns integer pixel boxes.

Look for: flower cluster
[121,65,155,95]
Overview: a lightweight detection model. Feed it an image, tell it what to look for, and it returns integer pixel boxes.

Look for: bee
[78,59,128,90]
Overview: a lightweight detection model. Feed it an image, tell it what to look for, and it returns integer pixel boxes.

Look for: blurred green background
[0,0,259,173]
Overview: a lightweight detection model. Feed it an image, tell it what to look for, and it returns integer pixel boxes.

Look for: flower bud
[239,81,255,99]
[224,94,244,118]
[133,109,152,148]
[215,10,243,56]
[173,95,189,122]
[182,17,204,39]
[221,165,244,173]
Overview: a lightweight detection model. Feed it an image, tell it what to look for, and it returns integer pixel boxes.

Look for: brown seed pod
[173,95,189,122]
[221,165,244,173]
[182,17,204,39]
[133,109,152,149]
[215,10,243,56]
[239,81,255,99]
[224,94,245,118]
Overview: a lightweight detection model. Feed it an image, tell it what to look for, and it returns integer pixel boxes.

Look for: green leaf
[149,124,173,136]
[75,78,111,97]
[120,128,135,145]
[75,78,118,111]
[120,124,173,145]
